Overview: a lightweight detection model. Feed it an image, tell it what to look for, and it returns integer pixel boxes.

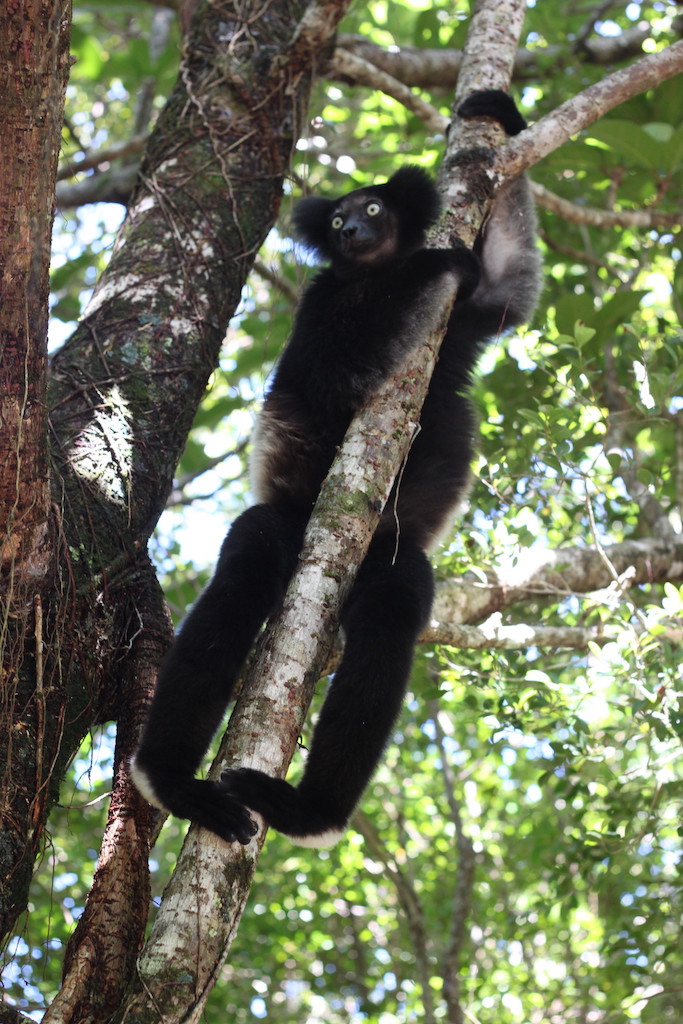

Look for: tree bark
[0,0,72,940]
[0,0,70,575]
[41,1,353,1020]
[43,560,172,1024]
[0,0,350,964]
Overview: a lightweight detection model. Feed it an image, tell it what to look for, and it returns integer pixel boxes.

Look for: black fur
[458,88,527,137]
[292,165,442,266]
[131,90,541,847]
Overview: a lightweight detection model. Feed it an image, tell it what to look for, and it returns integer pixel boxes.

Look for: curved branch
[57,134,148,181]
[252,259,299,303]
[353,812,437,1024]
[532,181,683,229]
[329,48,448,132]
[332,36,463,89]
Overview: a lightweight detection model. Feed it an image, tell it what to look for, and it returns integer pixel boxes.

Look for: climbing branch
[129,6,530,1022]
[501,40,683,178]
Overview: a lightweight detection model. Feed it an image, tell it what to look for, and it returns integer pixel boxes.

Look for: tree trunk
[0,0,350,958]
[35,1,353,1020]
[0,0,72,939]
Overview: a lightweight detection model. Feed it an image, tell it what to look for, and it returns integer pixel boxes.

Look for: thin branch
[602,343,679,540]
[57,134,148,180]
[430,701,475,1024]
[331,36,464,89]
[330,48,448,132]
[353,811,437,1024]
[421,619,608,650]
[331,22,658,88]
[676,413,683,512]
[574,0,614,54]
[252,260,299,303]
[540,229,632,281]
[167,439,250,501]
[532,181,683,229]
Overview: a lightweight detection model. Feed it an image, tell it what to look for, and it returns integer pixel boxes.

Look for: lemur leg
[221,531,434,846]
[131,503,307,843]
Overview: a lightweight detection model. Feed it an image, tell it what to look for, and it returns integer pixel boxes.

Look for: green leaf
[586,120,664,170]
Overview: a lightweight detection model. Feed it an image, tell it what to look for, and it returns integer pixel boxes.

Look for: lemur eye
[366,201,382,217]
[331,214,344,230]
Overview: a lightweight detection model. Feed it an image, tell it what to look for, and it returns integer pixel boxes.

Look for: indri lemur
[131,90,541,847]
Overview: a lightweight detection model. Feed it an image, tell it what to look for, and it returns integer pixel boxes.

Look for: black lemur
[131,90,541,847]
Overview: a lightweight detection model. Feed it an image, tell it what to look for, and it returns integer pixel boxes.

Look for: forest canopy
[1,1,683,1023]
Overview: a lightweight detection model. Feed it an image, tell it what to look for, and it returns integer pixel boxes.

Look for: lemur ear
[292,196,335,259]
[381,166,441,250]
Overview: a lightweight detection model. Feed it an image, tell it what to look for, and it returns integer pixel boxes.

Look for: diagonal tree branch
[133,2,531,1023]
[500,40,683,178]
[133,269,462,1024]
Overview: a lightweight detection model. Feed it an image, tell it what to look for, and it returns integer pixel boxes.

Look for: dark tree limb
[44,558,172,1023]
